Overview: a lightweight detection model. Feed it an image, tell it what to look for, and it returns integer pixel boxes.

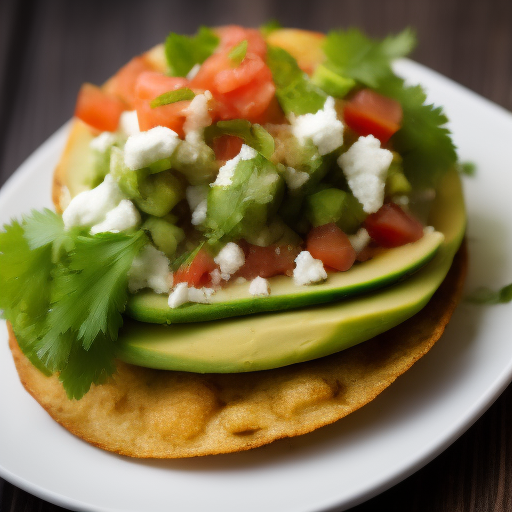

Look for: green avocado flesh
[116,169,465,373]
[127,230,444,323]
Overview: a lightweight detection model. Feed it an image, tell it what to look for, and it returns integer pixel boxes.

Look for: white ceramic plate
[1,59,512,512]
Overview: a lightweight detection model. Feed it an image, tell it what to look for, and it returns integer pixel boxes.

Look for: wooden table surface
[0,0,511,510]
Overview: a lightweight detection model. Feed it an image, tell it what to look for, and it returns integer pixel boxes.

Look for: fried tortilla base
[8,242,467,458]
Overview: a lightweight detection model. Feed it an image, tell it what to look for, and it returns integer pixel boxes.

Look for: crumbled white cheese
[124,126,180,170]
[211,144,258,187]
[90,199,141,235]
[210,268,222,287]
[168,282,190,308]
[214,242,245,275]
[191,200,207,226]
[291,96,344,156]
[168,283,214,308]
[188,286,214,304]
[62,174,124,230]
[284,166,310,190]
[186,185,208,211]
[128,245,171,294]
[348,228,371,254]
[293,251,328,286]
[249,276,270,297]
[118,110,140,137]
[90,132,117,153]
[337,135,393,214]
[186,63,201,81]
[186,185,209,226]
[393,195,410,206]
[183,90,213,144]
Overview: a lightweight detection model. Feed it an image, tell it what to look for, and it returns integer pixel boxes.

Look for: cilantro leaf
[266,45,326,116]
[150,87,195,108]
[260,19,282,37]
[58,333,117,400]
[378,76,457,188]
[322,28,416,88]
[457,161,477,176]
[1,210,148,399]
[37,231,146,371]
[228,40,248,67]
[0,217,53,374]
[466,283,512,305]
[204,120,275,159]
[165,26,220,77]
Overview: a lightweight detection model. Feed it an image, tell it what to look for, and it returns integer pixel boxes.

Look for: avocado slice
[117,169,465,373]
[127,230,444,323]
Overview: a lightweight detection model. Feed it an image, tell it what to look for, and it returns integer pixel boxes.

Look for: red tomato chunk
[343,89,402,145]
[173,249,217,288]
[103,56,156,108]
[364,203,424,248]
[239,244,301,279]
[74,83,126,132]
[306,223,356,272]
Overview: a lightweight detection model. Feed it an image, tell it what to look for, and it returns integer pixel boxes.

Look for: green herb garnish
[0,209,147,399]
[378,76,457,189]
[229,40,248,67]
[466,284,512,305]
[204,119,275,159]
[457,161,477,176]
[260,19,282,37]
[150,87,196,108]
[322,27,416,88]
[317,27,455,188]
[266,45,326,116]
[165,26,220,77]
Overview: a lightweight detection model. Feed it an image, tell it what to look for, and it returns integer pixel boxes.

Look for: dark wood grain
[0,0,511,510]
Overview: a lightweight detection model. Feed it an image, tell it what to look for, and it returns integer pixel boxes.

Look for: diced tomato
[190,39,275,123]
[219,69,276,121]
[135,71,189,100]
[134,72,192,135]
[216,25,267,58]
[74,83,125,132]
[364,203,424,248]
[103,56,156,108]
[173,249,218,288]
[214,53,267,94]
[212,135,244,162]
[343,89,403,145]
[239,244,301,279]
[306,223,356,272]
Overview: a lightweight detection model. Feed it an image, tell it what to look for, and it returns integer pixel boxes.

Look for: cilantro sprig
[165,26,220,77]
[321,27,416,88]
[318,27,456,188]
[266,45,326,116]
[0,209,146,399]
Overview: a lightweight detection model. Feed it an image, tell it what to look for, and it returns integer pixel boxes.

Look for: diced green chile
[170,140,218,185]
[142,216,185,258]
[205,154,284,243]
[110,147,185,216]
[306,188,366,234]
